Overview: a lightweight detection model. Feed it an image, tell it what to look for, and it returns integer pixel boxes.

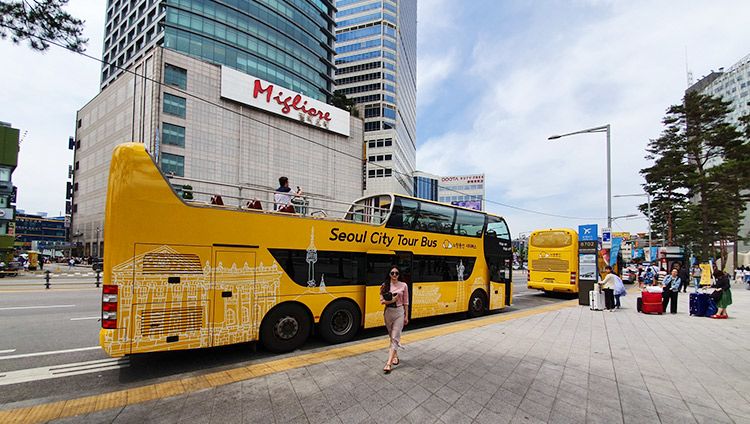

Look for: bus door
[129,243,212,354]
[394,251,413,322]
[211,247,257,347]
[363,251,396,328]
[484,217,513,309]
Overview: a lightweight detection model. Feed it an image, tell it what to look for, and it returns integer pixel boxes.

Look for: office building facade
[15,213,67,252]
[74,0,363,256]
[101,0,336,101]
[690,53,750,252]
[412,171,438,201]
[0,122,18,255]
[437,174,486,211]
[334,0,417,195]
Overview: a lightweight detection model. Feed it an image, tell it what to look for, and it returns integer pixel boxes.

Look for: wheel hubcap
[330,309,353,336]
[274,316,299,340]
[472,296,484,312]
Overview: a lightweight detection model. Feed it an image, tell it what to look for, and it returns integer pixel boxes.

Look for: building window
[162,123,185,147]
[164,64,187,89]
[160,152,184,176]
[163,93,186,118]
[364,121,381,132]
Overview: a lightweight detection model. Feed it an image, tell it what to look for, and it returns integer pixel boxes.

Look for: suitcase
[641,291,663,315]
[705,298,718,317]
[636,297,643,313]
[689,292,709,316]
[589,290,605,311]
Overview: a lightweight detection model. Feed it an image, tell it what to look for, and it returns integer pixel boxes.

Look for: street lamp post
[614,193,652,250]
[548,125,612,228]
[95,227,100,258]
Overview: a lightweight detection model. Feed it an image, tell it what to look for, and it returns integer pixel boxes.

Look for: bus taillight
[570,272,577,284]
[102,285,118,329]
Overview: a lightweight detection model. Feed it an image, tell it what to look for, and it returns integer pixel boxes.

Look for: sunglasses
[390,271,399,276]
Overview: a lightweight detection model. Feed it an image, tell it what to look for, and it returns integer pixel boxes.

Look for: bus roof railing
[165,175,391,224]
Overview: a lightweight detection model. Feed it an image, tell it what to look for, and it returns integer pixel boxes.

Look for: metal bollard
[96,271,101,288]
[44,270,51,289]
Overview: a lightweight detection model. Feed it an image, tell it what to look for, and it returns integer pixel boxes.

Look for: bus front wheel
[468,289,487,318]
[260,303,311,353]
[319,300,361,344]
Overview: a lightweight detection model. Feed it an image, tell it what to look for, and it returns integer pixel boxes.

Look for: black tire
[318,300,361,344]
[260,303,311,353]
[468,289,487,318]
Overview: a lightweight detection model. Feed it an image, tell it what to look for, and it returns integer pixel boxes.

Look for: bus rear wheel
[468,289,487,318]
[260,303,311,353]
[319,300,361,344]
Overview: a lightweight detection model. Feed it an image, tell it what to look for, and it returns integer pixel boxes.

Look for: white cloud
[0,0,105,215]
[417,0,750,235]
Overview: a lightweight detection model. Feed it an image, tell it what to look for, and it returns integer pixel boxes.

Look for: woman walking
[381,266,409,373]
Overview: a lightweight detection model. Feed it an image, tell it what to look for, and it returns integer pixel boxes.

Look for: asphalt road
[0,270,574,407]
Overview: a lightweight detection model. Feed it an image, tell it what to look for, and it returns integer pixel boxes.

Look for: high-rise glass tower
[100,0,336,101]
[334,0,417,195]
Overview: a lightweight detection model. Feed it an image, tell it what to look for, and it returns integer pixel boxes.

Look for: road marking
[0,304,76,311]
[0,357,130,386]
[0,349,16,354]
[70,316,100,321]
[0,346,101,361]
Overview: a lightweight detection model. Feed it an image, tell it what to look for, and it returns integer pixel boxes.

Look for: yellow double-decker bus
[527,228,579,294]
[99,143,513,356]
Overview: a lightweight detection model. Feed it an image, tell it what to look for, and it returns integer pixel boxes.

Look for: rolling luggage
[705,298,718,317]
[689,292,709,316]
[636,297,643,313]
[640,291,663,315]
[589,290,605,311]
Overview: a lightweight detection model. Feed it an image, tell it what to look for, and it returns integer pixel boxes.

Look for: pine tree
[0,0,87,52]
[641,92,746,263]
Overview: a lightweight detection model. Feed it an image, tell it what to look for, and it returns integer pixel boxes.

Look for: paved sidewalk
[5,287,750,423]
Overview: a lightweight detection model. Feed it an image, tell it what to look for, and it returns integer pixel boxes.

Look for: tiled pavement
[18,286,750,423]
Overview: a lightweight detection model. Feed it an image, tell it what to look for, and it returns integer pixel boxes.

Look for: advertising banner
[450,200,482,211]
[609,238,622,266]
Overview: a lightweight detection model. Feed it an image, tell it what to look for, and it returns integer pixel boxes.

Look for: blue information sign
[578,224,598,242]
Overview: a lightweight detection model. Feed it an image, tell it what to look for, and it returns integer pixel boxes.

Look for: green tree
[641,92,748,265]
[330,90,359,117]
[0,0,87,52]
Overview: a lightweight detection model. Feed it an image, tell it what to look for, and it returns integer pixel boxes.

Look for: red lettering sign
[252,80,332,123]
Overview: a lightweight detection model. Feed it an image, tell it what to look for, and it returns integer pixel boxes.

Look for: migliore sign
[220,66,350,137]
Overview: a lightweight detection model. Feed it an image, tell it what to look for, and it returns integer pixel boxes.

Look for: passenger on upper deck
[274,176,302,211]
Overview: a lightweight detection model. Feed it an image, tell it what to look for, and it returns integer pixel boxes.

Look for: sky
[1,0,749,237]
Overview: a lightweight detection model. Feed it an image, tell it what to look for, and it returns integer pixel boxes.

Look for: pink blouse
[382,281,409,307]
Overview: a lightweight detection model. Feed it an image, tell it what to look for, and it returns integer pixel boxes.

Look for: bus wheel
[319,300,361,344]
[260,303,311,353]
[468,290,487,318]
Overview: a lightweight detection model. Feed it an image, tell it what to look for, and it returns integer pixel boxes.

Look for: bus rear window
[530,231,572,248]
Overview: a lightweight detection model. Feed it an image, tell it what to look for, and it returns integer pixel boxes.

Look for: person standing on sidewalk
[711,270,732,319]
[600,266,618,311]
[661,268,681,314]
[691,263,702,291]
[676,263,689,293]
[380,266,409,374]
